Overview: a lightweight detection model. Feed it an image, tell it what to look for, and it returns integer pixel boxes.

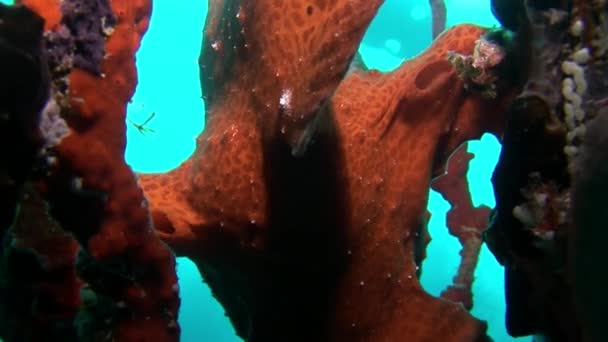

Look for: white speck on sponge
[279,88,293,117]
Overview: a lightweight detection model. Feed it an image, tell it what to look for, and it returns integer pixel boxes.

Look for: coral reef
[1,0,607,341]
[0,0,179,341]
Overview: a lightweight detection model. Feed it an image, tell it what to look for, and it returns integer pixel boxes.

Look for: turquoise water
[124,1,531,341]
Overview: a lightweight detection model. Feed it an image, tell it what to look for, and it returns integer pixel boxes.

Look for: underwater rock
[570,106,608,342]
[0,185,82,341]
[491,0,525,31]
[569,19,608,341]
[491,0,567,32]
[486,0,608,340]
[0,3,48,232]
[0,5,66,340]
